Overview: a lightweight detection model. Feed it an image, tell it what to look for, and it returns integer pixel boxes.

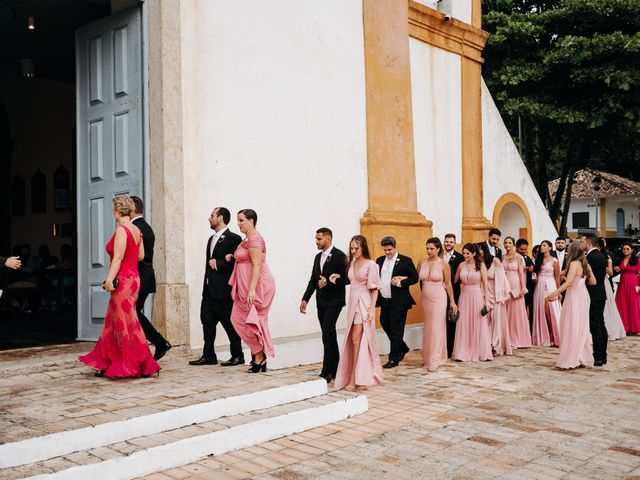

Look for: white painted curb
[24,395,368,480]
[0,379,327,469]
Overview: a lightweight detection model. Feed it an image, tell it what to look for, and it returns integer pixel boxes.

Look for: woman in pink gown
[418,237,457,372]
[532,240,561,346]
[334,235,382,390]
[79,195,161,378]
[613,242,640,334]
[452,243,493,362]
[478,243,512,356]
[228,209,276,373]
[546,242,595,369]
[598,239,626,340]
[502,237,532,348]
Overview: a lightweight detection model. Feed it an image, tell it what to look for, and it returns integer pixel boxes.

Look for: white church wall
[413,0,473,25]
[180,0,368,354]
[481,80,558,246]
[410,39,464,241]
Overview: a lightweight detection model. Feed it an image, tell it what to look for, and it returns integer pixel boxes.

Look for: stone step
[4,391,367,480]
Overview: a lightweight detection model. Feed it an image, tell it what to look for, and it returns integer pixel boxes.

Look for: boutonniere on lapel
[326,253,332,264]
[218,235,226,244]
[395,258,400,266]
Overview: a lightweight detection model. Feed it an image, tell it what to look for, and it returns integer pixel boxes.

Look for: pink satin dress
[452,264,493,362]
[556,274,593,369]
[503,256,532,348]
[79,225,161,378]
[229,234,276,357]
[487,262,512,356]
[334,259,383,390]
[419,259,447,371]
[532,258,561,347]
[615,260,640,333]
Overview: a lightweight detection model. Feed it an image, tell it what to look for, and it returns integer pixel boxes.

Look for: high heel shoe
[94,370,106,377]
[249,358,267,373]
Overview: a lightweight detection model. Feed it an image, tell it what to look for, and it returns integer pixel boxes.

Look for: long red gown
[615,260,640,333]
[79,225,161,378]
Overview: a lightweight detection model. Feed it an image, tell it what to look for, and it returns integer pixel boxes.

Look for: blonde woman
[79,195,160,378]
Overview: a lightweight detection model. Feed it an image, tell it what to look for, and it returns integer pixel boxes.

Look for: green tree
[482,0,640,234]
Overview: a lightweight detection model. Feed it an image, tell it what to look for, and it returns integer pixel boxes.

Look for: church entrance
[0,0,147,349]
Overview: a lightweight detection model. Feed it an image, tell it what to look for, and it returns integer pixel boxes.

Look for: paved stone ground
[1,337,639,479]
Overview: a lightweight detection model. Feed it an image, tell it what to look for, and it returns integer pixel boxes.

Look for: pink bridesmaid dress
[615,260,640,333]
[532,258,561,346]
[452,264,493,362]
[419,259,448,371]
[604,276,626,340]
[229,234,276,358]
[334,259,383,390]
[487,262,512,356]
[556,274,593,369]
[503,256,532,348]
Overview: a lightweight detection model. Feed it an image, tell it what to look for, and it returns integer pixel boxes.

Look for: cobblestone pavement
[1,337,639,480]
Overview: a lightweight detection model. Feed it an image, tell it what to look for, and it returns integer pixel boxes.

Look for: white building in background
[549,168,640,239]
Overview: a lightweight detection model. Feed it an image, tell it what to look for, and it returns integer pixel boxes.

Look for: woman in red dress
[79,195,161,378]
[614,242,640,334]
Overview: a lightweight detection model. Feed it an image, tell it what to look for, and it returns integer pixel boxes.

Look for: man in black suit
[443,233,464,357]
[486,227,503,261]
[375,236,418,369]
[189,207,244,366]
[552,237,568,271]
[516,238,535,331]
[131,197,172,361]
[300,228,347,382]
[582,234,608,366]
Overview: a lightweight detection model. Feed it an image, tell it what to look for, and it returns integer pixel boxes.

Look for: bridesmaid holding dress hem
[334,235,382,391]
[532,240,561,347]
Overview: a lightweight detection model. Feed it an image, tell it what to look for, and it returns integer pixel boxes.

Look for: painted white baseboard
[26,395,368,480]
[0,380,327,469]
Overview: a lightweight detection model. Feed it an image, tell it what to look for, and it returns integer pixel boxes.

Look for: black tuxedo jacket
[447,250,464,301]
[522,254,535,293]
[551,250,568,271]
[202,229,242,300]
[302,247,347,308]
[375,253,418,309]
[486,241,503,261]
[132,217,156,293]
[586,249,607,302]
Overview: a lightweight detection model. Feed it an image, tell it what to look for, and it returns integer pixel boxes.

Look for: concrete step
[0,382,367,480]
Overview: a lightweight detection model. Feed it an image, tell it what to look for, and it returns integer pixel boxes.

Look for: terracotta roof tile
[548,168,640,200]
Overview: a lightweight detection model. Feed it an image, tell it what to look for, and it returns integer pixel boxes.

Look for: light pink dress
[334,259,383,390]
[229,234,276,357]
[503,256,533,348]
[419,259,447,370]
[556,273,593,369]
[487,262,512,356]
[532,258,561,347]
[452,264,493,362]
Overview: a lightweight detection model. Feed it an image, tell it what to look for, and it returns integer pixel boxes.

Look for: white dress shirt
[320,246,333,271]
[444,250,453,263]
[209,227,228,259]
[380,253,398,299]
[556,249,566,267]
[486,241,496,257]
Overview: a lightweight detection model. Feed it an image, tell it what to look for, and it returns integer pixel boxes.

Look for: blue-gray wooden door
[76,8,144,340]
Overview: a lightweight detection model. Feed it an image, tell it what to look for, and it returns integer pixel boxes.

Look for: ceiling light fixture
[28,16,35,30]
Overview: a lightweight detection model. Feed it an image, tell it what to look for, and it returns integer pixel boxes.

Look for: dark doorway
[0,0,110,349]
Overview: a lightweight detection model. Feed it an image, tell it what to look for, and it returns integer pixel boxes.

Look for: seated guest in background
[38,245,58,270]
[375,236,418,369]
[56,244,74,270]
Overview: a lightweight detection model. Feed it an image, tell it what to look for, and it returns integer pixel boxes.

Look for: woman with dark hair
[334,235,382,390]
[418,237,456,372]
[613,242,640,334]
[228,209,276,372]
[502,237,532,348]
[451,243,492,362]
[598,238,626,340]
[546,242,596,369]
[532,240,561,347]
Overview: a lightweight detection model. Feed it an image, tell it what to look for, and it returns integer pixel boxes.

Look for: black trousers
[589,298,608,362]
[379,301,410,361]
[317,306,342,377]
[136,285,167,348]
[200,294,243,360]
[524,291,534,333]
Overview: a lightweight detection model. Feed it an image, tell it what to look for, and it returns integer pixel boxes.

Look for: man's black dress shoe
[188,357,218,366]
[594,360,604,367]
[221,356,245,366]
[382,360,399,369]
[154,342,172,361]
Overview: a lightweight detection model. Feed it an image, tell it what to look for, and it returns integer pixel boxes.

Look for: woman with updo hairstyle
[532,240,561,346]
[79,194,161,378]
[227,209,277,372]
[451,243,493,362]
[418,237,456,372]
